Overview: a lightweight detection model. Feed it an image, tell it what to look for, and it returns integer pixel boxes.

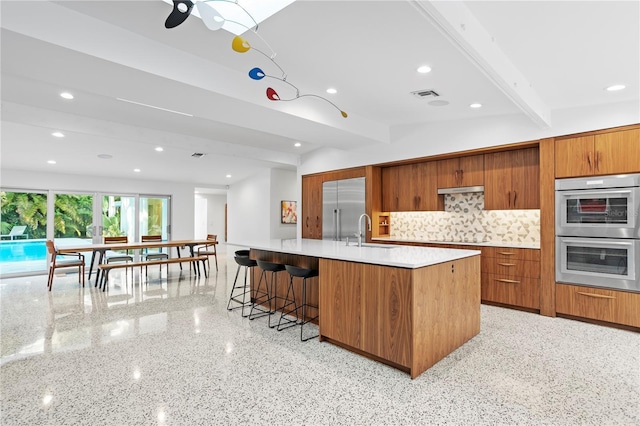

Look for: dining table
[57,239,216,283]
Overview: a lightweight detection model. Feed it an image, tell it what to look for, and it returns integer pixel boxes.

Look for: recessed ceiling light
[155,147,164,152]
[428,100,449,107]
[60,92,74,100]
[326,88,337,94]
[469,103,483,108]
[133,169,141,173]
[51,132,64,138]
[606,84,626,91]
[47,160,56,165]
[97,154,113,160]
[294,142,301,147]
[417,65,432,74]
[226,174,232,178]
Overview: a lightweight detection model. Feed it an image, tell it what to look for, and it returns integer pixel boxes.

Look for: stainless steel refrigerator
[322,177,366,241]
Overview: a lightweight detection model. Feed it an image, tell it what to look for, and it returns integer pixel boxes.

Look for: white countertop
[372,237,540,250]
[228,238,480,269]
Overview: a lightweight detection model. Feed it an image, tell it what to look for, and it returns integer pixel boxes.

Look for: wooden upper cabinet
[436,155,484,188]
[555,136,594,178]
[411,162,440,211]
[381,162,440,212]
[595,129,640,175]
[381,166,401,212]
[302,175,323,239]
[484,147,540,210]
[555,129,640,177]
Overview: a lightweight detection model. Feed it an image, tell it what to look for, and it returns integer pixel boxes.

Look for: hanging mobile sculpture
[164,0,347,118]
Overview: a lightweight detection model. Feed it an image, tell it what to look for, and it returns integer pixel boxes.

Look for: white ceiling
[1,1,638,190]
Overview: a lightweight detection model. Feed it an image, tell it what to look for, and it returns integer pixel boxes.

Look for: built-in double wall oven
[555,173,640,292]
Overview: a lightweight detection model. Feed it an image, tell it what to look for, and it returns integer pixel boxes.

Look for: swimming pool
[0,239,93,275]
[0,240,47,262]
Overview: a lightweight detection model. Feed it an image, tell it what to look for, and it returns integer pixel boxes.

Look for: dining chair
[46,240,85,291]
[141,235,169,276]
[103,236,134,281]
[197,234,218,272]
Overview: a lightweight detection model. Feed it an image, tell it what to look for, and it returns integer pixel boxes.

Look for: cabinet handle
[596,151,600,171]
[576,291,615,300]
[454,170,459,186]
[495,278,520,284]
[587,153,592,169]
[508,191,511,207]
[513,191,517,207]
[306,217,309,227]
[459,169,464,184]
[498,263,516,267]
[498,252,516,256]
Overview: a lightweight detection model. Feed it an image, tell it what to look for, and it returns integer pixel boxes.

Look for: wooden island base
[319,256,480,379]
[249,246,481,379]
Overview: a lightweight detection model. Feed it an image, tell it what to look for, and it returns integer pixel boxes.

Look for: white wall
[194,197,207,239]
[195,193,227,241]
[0,169,195,239]
[226,168,297,244]
[227,170,271,244]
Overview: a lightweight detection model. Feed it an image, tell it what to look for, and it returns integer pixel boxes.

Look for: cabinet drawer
[481,273,540,309]
[556,284,640,328]
[481,258,540,279]
[481,246,540,261]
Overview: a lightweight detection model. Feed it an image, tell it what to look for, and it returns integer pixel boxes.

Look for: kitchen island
[238,239,481,379]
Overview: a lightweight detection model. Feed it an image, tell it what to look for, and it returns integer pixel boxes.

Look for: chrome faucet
[357,213,372,247]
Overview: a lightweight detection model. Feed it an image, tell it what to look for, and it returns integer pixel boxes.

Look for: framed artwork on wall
[281,200,297,224]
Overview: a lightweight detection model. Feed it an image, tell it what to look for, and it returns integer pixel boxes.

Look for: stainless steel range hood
[437,185,484,195]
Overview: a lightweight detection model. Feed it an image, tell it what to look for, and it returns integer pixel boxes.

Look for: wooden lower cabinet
[318,258,364,350]
[480,246,541,310]
[556,284,640,328]
[319,255,480,379]
[407,243,542,310]
[481,275,540,310]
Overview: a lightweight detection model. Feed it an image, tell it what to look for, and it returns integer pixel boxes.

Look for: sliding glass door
[102,195,136,241]
[0,189,172,276]
[0,190,47,274]
[139,196,170,240]
[53,192,93,248]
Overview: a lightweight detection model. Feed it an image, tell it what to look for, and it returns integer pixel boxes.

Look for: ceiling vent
[411,89,440,98]
[191,152,206,158]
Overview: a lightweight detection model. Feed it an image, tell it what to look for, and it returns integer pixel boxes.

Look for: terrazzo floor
[1,245,639,425]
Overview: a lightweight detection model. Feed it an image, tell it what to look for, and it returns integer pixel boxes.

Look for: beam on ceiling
[412,1,551,128]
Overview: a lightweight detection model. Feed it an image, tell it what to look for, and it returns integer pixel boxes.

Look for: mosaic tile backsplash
[390,192,540,244]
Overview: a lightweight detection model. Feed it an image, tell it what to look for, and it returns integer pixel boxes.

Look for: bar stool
[249,260,286,326]
[278,264,319,341]
[227,250,256,317]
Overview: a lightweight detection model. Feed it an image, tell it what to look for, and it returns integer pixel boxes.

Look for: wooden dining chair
[141,235,169,276]
[46,240,85,291]
[103,236,134,281]
[104,236,133,263]
[197,234,218,272]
